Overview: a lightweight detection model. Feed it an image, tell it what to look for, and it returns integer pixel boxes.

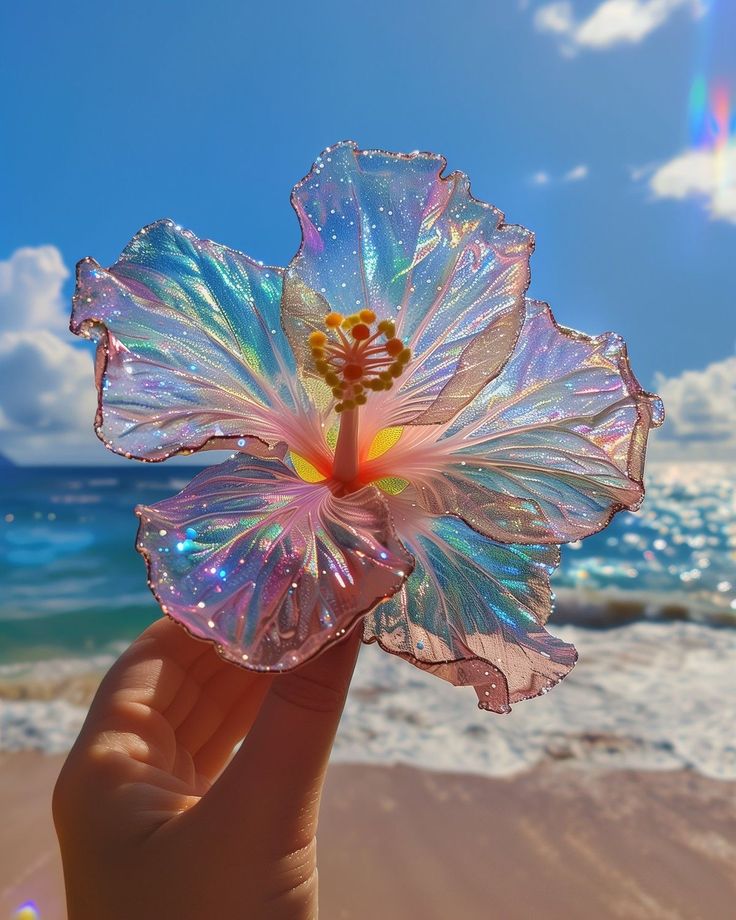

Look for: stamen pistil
[308,310,411,412]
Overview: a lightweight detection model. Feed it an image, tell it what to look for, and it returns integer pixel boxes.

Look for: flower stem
[333,408,359,486]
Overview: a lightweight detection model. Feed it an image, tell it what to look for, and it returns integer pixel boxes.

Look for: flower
[70,141,663,712]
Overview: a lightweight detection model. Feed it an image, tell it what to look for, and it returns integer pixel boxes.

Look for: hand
[53,617,361,920]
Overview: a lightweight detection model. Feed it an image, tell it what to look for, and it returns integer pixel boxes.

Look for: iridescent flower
[71,142,663,712]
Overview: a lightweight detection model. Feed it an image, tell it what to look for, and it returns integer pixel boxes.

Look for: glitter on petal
[364,492,577,711]
[71,142,662,715]
[283,141,534,430]
[136,453,413,670]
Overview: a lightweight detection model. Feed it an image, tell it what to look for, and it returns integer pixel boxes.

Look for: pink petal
[71,220,328,466]
[283,141,532,426]
[364,494,576,712]
[365,300,664,544]
[136,454,413,671]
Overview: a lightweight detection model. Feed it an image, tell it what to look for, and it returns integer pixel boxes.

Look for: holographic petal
[71,220,326,463]
[363,494,576,711]
[366,300,664,544]
[136,454,413,671]
[283,141,532,424]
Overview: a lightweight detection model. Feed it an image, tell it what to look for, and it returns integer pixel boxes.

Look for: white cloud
[650,356,736,462]
[0,246,69,334]
[534,0,706,54]
[529,165,589,185]
[648,144,736,223]
[0,246,99,464]
[535,1,575,35]
[563,164,589,182]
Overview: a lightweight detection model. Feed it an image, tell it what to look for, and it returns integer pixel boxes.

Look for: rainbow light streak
[687,74,735,209]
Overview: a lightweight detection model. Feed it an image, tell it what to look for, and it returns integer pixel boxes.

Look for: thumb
[202,626,361,851]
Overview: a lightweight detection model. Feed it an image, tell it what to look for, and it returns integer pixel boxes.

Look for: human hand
[53,617,361,920]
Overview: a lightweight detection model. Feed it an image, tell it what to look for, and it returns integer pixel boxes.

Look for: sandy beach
[2,753,735,920]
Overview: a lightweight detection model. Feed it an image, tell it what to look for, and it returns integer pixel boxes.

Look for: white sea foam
[0,698,87,752]
[2,623,735,780]
[334,621,736,780]
[0,651,119,682]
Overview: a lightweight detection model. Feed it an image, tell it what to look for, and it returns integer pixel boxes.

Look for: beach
[2,753,735,920]
[2,463,736,917]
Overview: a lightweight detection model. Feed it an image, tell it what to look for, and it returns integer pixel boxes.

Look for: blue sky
[0,0,734,463]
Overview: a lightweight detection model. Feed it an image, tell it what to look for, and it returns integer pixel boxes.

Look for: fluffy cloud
[534,0,705,54]
[648,144,736,223]
[650,356,736,461]
[0,247,100,464]
[530,170,551,185]
[0,246,69,334]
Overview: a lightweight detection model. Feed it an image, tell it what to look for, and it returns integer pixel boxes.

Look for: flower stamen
[309,312,411,412]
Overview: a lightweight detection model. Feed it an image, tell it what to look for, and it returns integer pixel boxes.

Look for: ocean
[1,461,734,778]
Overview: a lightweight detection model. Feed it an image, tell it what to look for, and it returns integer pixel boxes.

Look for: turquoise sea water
[1,462,734,775]
[1,462,733,665]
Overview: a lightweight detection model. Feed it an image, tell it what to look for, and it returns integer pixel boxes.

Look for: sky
[0,0,734,464]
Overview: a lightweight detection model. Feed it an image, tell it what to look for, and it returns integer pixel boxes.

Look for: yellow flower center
[308,310,411,412]
[289,426,409,496]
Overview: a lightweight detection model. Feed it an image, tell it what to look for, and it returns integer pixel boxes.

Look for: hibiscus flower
[70,141,663,712]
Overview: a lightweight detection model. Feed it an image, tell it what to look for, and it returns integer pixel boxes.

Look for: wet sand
[2,753,735,920]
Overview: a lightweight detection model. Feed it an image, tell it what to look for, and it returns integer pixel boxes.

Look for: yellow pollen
[310,310,410,412]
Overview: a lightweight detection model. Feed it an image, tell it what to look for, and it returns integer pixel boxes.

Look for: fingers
[191,677,272,777]
[83,618,210,722]
[201,627,361,854]
[71,618,266,779]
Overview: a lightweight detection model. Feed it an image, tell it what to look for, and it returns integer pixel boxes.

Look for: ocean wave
[0,652,114,705]
[553,587,736,627]
[1,623,735,781]
[0,699,87,753]
[333,620,736,781]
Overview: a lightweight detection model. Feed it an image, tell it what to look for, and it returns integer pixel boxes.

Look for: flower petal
[363,495,576,712]
[71,220,325,463]
[367,300,664,544]
[283,141,532,425]
[136,454,413,671]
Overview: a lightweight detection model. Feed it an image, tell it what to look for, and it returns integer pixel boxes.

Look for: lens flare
[687,75,735,213]
[688,76,732,150]
[13,903,40,920]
